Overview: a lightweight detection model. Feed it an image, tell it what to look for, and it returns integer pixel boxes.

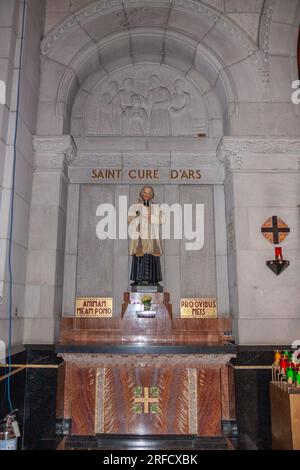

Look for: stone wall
[220,137,300,344]
[0,0,45,348]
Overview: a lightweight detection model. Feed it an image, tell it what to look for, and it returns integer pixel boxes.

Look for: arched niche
[38,0,267,137]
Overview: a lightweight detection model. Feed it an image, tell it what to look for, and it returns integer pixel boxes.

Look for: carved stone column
[218,137,300,344]
[23,136,76,343]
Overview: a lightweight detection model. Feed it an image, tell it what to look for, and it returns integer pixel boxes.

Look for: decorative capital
[217,140,243,175]
[218,137,300,175]
[33,135,76,156]
[32,135,77,174]
[219,137,300,156]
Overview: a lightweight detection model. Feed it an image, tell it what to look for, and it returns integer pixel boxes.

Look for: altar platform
[55,293,237,449]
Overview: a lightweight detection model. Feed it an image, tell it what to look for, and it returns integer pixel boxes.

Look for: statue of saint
[128,186,163,287]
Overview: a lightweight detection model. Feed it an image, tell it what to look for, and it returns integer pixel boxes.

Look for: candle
[280,357,288,374]
[286,367,294,385]
[274,350,281,365]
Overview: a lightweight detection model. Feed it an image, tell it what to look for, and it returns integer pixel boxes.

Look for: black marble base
[65,434,229,450]
[0,345,62,450]
[233,345,286,450]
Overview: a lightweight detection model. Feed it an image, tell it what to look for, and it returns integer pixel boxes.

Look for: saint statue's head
[140,185,154,202]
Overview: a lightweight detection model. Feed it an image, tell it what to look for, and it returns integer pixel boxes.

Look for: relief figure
[170,78,193,135]
[147,75,172,135]
[121,94,148,135]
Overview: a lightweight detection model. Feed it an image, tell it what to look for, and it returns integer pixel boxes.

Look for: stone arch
[68,29,237,138]
[38,0,266,136]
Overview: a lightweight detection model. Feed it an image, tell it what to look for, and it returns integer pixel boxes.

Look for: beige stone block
[228,56,262,102]
[0,27,16,59]
[203,22,250,67]
[164,33,196,73]
[236,318,300,345]
[124,4,171,28]
[62,254,77,315]
[28,205,61,251]
[272,0,299,25]
[131,30,164,63]
[37,101,65,136]
[44,12,68,33]
[269,22,297,56]
[26,249,58,285]
[31,172,62,208]
[77,6,124,43]
[0,0,17,28]
[0,318,24,346]
[168,7,215,41]
[39,59,68,102]
[46,0,70,13]
[23,317,57,343]
[226,13,260,42]
[225,0,263,13]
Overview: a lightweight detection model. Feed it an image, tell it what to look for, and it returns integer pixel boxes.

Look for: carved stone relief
[84,65,208,137]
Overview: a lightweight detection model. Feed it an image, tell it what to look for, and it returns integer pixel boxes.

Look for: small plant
[141,294,152,311]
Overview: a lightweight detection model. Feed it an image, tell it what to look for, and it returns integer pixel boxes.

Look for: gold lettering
[180,298,217,318]
[129,169,137,179]
[75,298,113,317]
[91,169,122,180]
[171,169,179,179]
[181,170,189,179]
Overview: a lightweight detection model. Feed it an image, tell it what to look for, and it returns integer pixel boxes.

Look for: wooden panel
[94,367,191,435]
[290,394,300,449]
[58,362,231,437]
[71,366,97,435]
[174,369,190,434]
[220,365,236,420]
[122,304,172,339]
[197,368,222,435]
[58,296,232,345]
[270,383,300,450]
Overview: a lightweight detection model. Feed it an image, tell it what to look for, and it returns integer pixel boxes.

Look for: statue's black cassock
[130,253,162,285]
